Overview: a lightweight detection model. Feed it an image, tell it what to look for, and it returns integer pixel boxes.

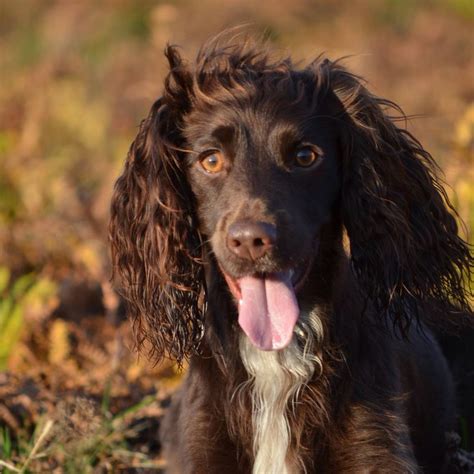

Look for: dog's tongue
[238,272,299,351]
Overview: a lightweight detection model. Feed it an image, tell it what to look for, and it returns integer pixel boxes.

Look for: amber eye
[199,151,225,173]
[294,147,319,168]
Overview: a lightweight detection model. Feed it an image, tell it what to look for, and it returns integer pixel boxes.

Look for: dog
[109,37,473,473]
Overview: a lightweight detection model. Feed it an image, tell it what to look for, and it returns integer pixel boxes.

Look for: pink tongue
[238,272,299,351]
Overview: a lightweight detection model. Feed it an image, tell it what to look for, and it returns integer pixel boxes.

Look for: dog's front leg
[325,402,418,474]
[160,367,249,474]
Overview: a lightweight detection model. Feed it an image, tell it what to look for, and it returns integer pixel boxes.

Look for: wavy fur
[109,34,473,472]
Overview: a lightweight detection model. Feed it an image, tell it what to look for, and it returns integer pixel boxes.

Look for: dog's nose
[227,221,276,261]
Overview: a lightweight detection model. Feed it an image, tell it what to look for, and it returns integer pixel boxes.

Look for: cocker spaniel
[109,37,473,473]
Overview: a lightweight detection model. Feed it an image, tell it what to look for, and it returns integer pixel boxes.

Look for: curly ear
[109,47,205,364]
[322,61,473,330]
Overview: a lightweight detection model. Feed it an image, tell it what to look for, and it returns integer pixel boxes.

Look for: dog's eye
[294,147,319,168]
[199,151,225,173]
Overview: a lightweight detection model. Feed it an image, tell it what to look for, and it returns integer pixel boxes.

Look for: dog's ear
[316,60,472,331]
[109,46,205,364]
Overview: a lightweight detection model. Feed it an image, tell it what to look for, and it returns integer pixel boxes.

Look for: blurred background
[0,0,473,471]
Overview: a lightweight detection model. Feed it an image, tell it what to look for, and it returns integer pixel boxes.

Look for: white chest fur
[239,309,323,474]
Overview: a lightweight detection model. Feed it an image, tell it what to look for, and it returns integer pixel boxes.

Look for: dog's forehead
[179,67,341,147]
[183,97,317,147]
[183,104,339,154]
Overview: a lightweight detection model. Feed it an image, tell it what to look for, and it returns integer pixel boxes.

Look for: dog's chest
[238,309,323,474]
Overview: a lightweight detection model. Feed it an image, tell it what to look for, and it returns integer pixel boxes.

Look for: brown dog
[110,37,473,473]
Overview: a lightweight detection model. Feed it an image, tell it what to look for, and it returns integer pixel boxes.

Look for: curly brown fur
[109,35,473,473]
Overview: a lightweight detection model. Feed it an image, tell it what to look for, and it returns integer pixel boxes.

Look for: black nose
[227,220,277,261]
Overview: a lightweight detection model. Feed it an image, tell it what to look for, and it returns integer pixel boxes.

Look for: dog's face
[109,44,472,362]
[184,87,341,350]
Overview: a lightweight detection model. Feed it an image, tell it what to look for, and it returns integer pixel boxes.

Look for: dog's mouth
[220,259,313,352]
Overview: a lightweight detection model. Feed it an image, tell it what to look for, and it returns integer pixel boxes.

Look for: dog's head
[109,39,472,362]
[183,54,343,350]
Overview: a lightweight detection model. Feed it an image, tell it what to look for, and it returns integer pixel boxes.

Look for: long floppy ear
[319,60,473,331]
[109,47,205,363]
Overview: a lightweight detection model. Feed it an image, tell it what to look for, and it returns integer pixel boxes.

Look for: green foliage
[80,3,151,66]
[371,0,474,32]
[0,426,12,459]
[0,166,22,225]
[443,0,474,19]
[0,396,161,472]
[54,395,159,472]
[374,0,421,33]
[14,27,43,68]
[0,269,57,370]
